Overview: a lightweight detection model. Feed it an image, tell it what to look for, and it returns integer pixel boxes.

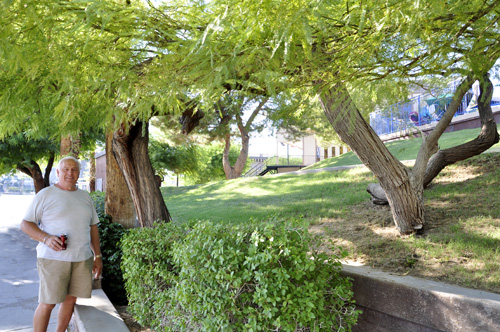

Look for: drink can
[60,234,68,250]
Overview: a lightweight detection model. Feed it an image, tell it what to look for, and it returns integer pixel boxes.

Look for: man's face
[57,160,80,188]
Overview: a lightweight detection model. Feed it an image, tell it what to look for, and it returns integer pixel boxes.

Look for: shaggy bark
[89,153,96,192]
[60,134,81,157]
[105,131,137,228]
[112,120,171,227]
[318,81,424,234]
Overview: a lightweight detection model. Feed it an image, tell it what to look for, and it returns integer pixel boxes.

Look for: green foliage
[150,139,200,178]
[150,139,248,185]
[121,219,359,331]
[121,221,189,328]
[195,142,249,184]
[90,191,129,304]
[90,191,106,219]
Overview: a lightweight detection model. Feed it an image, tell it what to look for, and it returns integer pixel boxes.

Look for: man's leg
[55,295,77,332]
[33,303,56,332]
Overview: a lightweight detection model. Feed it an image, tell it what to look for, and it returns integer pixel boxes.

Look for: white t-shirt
[23,185,99,262]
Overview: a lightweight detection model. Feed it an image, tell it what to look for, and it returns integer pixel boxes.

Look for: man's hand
[93,257,103,280]
[44,235,64,251]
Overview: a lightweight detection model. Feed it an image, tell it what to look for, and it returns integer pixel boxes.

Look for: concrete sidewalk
[0,194,58,332]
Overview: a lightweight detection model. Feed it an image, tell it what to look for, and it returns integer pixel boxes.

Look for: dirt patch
[115,305,152,332]
[312,153,500,294]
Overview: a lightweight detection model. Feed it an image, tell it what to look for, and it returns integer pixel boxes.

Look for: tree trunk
[105,131,137,228]
[423,75,499,187]
[318,82,424,234]
[221,103,258,180]
[222,127,250,179]
[44,153,54,188]
[112,120,171,227]
[17,162,44,193]
[60,134,81,157]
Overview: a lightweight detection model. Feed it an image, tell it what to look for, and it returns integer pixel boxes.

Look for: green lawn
[162,167,375,223]
[161,125,500,294]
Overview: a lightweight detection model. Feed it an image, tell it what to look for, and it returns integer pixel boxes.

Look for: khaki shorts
[37,257,93,304]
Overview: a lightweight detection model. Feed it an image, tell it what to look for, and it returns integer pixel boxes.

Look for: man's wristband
[94,254,102,260]
[42,235,49,244]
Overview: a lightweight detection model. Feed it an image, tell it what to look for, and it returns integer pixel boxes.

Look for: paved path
[0,194,58,332]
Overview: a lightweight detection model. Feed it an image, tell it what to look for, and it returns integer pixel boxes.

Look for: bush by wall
[90,191,129,304]
[121,219,359,331]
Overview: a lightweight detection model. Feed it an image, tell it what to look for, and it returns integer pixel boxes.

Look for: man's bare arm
[20,220,63,250]
[90,224,103,279]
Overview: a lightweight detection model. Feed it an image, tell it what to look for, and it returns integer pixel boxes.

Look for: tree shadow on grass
[162,168,375,223]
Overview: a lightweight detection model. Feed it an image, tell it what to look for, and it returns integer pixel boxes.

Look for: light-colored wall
[302,135,349,166]
[302,136,318,166]
[95,152,106,192]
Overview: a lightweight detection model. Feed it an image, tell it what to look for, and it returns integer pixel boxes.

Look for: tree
[0,134,57,193]
[113,119,172,226]
[0,0,176,227]
[194,94,270,179]
[150,136,245,185]
[2,0,499,233]
[368,75,499,204]
[312,3,500,234]
[168,0,500,234]
[149,139,200,183]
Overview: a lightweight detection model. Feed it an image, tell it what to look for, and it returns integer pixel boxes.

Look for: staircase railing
[244,162,267,177]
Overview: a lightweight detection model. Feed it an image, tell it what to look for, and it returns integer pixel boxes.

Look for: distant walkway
[0,194,58,332]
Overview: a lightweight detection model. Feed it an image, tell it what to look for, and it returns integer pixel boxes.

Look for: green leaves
[121,218,359,331]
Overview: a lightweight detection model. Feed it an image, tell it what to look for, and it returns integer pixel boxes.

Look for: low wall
[342,264,500,332]
[68,279,129,332]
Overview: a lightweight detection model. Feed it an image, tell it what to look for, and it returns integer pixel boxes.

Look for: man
[20,156,103,332]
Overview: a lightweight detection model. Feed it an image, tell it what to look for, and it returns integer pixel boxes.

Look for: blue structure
[369,82,500,136]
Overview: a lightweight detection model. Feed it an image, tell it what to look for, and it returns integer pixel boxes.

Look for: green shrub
[121,221,189,328]
[121,219,359,331]
[90,191,129,304]
[90,191,106,219]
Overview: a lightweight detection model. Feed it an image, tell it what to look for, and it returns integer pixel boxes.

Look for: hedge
[121,218,359,331]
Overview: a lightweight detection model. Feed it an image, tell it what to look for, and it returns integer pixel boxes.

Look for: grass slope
[305,124,500,169]
[161,126,500,294]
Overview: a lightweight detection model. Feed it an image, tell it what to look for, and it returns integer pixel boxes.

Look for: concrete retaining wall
[342,264,500,332]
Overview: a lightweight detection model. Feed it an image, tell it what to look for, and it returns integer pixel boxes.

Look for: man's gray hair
[57,156,81,172]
